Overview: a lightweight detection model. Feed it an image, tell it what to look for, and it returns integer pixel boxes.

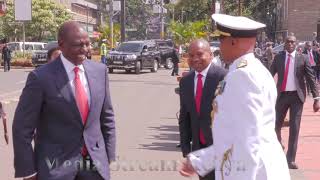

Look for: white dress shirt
[284,50,297,91]
[61,54,91,106]
[23,54,92,179]
[194,62,212,96]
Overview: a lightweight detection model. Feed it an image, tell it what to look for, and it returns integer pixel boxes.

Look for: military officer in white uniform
[179,14,291,180]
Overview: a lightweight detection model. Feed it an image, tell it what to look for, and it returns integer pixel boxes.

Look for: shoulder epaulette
[237,59,248,69]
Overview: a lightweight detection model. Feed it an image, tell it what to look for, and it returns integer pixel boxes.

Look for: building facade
[53,0,104,37]
[276,0,320,42]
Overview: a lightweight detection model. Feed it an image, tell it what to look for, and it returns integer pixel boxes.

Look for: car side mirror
[143,48,148,52]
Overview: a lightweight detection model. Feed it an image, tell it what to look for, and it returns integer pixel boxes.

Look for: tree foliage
[168,19,210,45]
[0,0,71,41]
[126,0,153,40]
[98,23,121,48]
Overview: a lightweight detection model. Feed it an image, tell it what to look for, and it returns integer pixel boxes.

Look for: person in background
[264,42,274,70]
[2,43,12,72]
[179,39,227,180]
[100,39,107,64]
[171,47,180,76]
[270,36,319,169]
[0,101,8,145]
[47,46,61,63]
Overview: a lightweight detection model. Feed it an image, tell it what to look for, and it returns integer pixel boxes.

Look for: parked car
[155,39,176,69]
[7,42,46,53]
[31,41,58,67]
[106,40,161,74]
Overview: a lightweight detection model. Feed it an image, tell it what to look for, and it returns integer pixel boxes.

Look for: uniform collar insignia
[237,59,248,69]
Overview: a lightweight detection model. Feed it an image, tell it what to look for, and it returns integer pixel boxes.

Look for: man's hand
[23,175,37,180]
[313,100,320,112]
[179,158,196,177]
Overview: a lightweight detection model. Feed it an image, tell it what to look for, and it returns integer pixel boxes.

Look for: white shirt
[194,62,212,96]
[284,50,297,91]
[61,54,91,106]
[188,53,290,180]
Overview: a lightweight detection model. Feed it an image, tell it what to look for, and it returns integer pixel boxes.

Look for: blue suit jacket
[12,57,116,180]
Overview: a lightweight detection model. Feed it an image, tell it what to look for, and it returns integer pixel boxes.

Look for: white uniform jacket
[188,53,290,180]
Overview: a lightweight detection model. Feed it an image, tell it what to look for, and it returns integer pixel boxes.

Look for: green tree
[126,0,153,40]
[173,0,213,22]
[168,19,210,45]
[0,0,71,41]
[98,23,121,48]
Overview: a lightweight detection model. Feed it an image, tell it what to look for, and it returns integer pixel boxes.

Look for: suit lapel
[187,72,197,116]
[54,58,83,127]
[82,60,98,127]
[279,51,286,77]
[200,64,215,116]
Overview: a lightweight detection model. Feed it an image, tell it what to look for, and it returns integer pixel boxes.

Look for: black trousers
[74,155,104,180]
[198,143,215,180]
[275,91,304,163]
[4,59,10,72]
[171,63,179,76]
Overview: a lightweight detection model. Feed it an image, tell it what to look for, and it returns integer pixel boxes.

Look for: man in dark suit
[12,21,116,180]
[2,43,12,72]
[179,39,227,180]
[270,36,320,169]
[303,41,319,85]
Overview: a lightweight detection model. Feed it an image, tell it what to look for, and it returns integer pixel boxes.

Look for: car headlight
[126,54,137,60]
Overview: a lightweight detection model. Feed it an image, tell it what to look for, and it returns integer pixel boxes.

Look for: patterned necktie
[74,67,89,156]
[195,73,206,145]
[281,55,291,92]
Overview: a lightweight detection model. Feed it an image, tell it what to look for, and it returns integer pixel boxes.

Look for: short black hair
[47,47,60,60]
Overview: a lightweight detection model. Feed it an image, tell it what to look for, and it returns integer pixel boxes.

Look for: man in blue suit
[12,21,116,180]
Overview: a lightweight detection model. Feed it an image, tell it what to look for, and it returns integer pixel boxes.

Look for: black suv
[32,41,58,67]
[155,39,176,69]
[107,40,161,74]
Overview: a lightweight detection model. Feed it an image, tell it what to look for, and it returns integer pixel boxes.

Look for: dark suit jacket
[12,58,116,180]
[270,51,319,102]
[178,64,227,157]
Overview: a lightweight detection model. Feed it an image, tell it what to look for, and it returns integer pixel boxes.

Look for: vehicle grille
[111,55,126,61]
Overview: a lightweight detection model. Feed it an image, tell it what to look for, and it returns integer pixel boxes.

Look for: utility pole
[109,0,114,48]
[86,4,89,32]
[120,0,125,42]
[211,0,216,14]
[238,0,242,16]
[160,0,164,39]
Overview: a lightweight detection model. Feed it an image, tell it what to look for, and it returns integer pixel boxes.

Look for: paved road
[0,68,318,180]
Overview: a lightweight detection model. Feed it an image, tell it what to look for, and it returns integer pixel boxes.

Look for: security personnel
[100,39,107,64]
[180,14,290,180]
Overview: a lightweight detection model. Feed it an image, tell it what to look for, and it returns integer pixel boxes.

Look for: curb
[0,66,34,70]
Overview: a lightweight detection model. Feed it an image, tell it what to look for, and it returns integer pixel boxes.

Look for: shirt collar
[195,62,212,78]
[60,54,85,74]
[286,50,296,58]
[229,53,255,71]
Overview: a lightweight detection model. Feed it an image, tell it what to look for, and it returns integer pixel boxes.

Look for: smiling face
[58,22,90,65]
[188,40,212,72]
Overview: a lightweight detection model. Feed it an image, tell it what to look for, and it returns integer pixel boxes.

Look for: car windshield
[116,43,142,52]
[210,41,220,47]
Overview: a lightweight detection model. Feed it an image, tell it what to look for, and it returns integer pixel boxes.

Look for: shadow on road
[139,124,181,153]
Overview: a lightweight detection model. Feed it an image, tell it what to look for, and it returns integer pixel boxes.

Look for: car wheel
[151,59,158,72]
[135,61,141,74]
[109,68,114,73]
[125,69,131,73]
[165,58,173,69]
